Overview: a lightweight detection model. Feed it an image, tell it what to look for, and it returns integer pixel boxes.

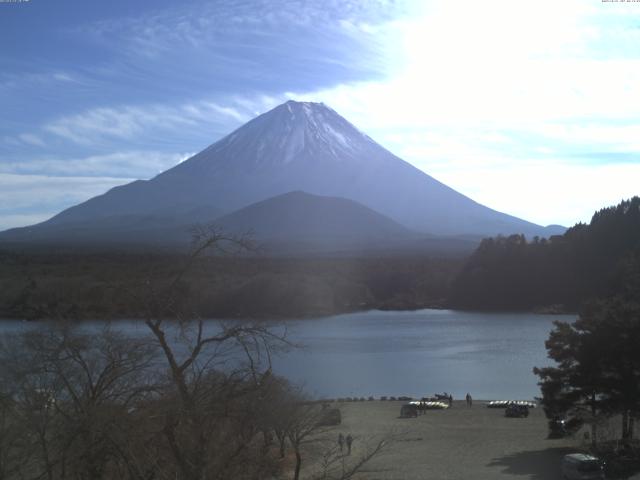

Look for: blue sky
[1,0,639,231]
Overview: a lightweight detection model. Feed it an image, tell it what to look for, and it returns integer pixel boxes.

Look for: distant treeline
[450,197,640,311]
[0,251,464,320]
[4,198,637,320]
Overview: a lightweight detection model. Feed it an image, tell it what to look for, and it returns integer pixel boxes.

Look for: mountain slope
[0,191,424,253]
[215,191,418,252]
[1,100,562,245]
[0,206,224,249]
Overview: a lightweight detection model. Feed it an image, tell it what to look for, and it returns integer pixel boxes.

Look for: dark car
[561,453,605,479]
[505,404,529,418]
[400,403,418,418]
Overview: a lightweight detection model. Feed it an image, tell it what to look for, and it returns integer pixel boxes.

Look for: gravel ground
[320,400,584,480]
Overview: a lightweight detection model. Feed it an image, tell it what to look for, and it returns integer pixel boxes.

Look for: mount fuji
[0,100,563,250]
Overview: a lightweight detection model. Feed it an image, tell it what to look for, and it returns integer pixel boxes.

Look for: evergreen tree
[452,196,640,311]
[534,298,640,445]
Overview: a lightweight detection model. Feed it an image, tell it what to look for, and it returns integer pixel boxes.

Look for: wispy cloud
[72,0,401,96]
[0,151,193,179]
[84,0,400,58]
[0,173,132,231]
[43,100,252,145]
[0,70,77,91]
[17,133,46,147]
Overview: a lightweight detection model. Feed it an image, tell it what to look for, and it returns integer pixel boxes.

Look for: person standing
[338,433,344,453]
[448,394,453,407]
[346,434,353,455]
[466,392,472,407]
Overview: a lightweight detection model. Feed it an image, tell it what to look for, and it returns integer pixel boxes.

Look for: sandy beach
[318,400,583,480]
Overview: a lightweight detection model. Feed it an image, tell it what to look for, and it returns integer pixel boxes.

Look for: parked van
[561,453,605,480]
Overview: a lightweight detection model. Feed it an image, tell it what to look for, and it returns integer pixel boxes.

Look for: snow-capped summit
[177,100,376,174]
[3,100,563,241]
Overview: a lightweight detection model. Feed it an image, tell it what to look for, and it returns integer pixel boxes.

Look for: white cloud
[280,0,640,226]
[0,173,132,231]
[0,149,197,230]
[0,151,193,178]
[44,100,250,145]
[0,213,58,231]
[76,0,400,85]
[532,122,640,152]
[422,157,640,227]
[0,71,77,90]
[18,133,45,147]
[86,0,401,54]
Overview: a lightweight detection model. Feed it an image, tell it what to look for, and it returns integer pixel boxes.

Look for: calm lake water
[1,309,574,401]
[269,309,574,401]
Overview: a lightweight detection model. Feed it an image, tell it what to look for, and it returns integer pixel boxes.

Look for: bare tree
[137,226,291,480]
[0,226,397,480]
[311,433,395,480]
[261,385,397,480]
[286,402,329,480]
[0,325,158,480]
[0,389,22,480]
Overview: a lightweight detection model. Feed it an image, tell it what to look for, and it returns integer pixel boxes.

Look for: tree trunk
[591,392,597,448]
[276,431,286,458]
[261,430,273,455]
[38,430,54,480]
[293,449,302,480]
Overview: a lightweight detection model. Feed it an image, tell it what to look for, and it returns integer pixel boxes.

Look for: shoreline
[0,304,577,323]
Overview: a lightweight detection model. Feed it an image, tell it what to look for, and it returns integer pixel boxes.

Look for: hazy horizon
[2,0,639,231]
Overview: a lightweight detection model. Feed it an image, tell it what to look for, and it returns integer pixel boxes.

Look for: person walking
[466,392,472,407]
[338,433,344,453]
[448,394,453,407]
[346,434,353,455]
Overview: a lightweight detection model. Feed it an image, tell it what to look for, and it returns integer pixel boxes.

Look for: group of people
[337,433,353,455]
[447,393,474,407]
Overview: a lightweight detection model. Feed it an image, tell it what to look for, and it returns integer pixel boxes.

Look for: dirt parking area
[325,400,584,480]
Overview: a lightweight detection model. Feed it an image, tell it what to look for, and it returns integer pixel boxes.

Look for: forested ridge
[3,197,638,320]
[0,252,462,321]
[450,197,640,311]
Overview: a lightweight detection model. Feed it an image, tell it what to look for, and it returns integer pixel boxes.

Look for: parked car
[505,404,529,418]
[561,453,605,480]
[400,403,418,418]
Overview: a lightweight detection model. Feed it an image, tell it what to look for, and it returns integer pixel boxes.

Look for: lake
[269,309,574,401]
[0,309,574,401]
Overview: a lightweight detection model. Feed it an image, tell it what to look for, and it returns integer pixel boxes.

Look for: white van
[561,453,605,480]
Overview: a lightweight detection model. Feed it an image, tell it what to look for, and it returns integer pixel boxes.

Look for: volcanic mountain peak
[177,100,376,175]
[1,100,564,241]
